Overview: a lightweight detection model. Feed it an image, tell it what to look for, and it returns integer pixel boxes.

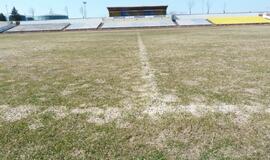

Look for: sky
[0,0,270,18]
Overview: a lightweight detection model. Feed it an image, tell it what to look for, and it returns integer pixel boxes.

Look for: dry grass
[0,26,270,159]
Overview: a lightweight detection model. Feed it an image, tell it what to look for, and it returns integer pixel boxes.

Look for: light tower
[83,1,87,19]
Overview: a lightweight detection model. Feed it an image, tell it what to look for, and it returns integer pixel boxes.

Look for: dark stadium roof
[107,5,168,17]
[107,5,168,8]
[107,5,168,9]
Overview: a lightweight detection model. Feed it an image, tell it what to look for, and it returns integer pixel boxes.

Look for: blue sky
[1,0,270,18]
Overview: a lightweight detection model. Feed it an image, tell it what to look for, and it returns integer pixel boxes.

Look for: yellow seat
[208,16,270,25]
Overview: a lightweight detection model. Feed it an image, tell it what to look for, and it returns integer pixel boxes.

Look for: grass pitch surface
[0,26,270,159]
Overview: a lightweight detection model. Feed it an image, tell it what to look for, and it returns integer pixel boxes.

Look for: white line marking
[137,33,167,113]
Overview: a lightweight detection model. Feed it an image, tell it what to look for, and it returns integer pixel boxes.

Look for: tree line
[0,7,24,21]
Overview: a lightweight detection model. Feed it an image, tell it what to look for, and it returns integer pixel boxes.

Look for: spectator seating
[208,16,270,25]
[102,16,176,29]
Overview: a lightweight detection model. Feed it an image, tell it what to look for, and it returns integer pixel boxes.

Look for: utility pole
[80,6,84,18]
[83,1,87,19]
[65,6,69,17]
[223,2,227,14]
[49,8,54,15]
[206,0,211,14]
[29,8,35,18]
[188,0,195,15]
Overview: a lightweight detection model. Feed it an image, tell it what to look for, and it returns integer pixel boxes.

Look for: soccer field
[0,26,270,159]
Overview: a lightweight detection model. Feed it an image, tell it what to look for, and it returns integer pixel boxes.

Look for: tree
[0,13,7,21]
[206,0,212,14]
[188,0,195,15]
[9,7,21,21]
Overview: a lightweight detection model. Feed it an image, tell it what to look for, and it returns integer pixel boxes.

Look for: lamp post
[83,1,87,19]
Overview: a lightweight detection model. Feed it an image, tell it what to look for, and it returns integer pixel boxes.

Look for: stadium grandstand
[174,15,211,26]
[102,5,175,29]
[102,16,175,29]
[66,18,103,30]
[175,12,262,26]
[6,22,70,33]
[4,18,103,32]
[1,4,270,33]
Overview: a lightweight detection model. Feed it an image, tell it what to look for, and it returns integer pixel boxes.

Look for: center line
[137,32,165,112]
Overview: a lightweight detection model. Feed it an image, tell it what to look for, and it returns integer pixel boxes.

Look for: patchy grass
[0,26,270,159]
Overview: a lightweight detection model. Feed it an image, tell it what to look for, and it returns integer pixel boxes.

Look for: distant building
[35,14,68,21]
[107,5,168,17]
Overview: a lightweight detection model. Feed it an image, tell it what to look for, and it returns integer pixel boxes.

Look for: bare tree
[188,0,195,15]
[206,0,211,14]
[29,8,35,18]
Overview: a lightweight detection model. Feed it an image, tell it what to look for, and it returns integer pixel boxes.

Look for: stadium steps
[0,23,16,33]
[97,22,104,29]
[172,15,179,26]
[171,15,179,26]
[62,23,71,31]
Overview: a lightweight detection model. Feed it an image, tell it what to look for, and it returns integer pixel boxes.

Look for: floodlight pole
[223,2,227,14]
[83,1,87,19]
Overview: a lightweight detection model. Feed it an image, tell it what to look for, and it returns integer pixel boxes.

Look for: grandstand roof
[107,5,168,17]
[107,5,168,9]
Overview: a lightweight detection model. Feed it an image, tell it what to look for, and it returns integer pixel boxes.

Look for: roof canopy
[107,5,168,17]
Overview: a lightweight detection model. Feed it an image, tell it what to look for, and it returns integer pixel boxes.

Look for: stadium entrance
[107,6,168,17]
